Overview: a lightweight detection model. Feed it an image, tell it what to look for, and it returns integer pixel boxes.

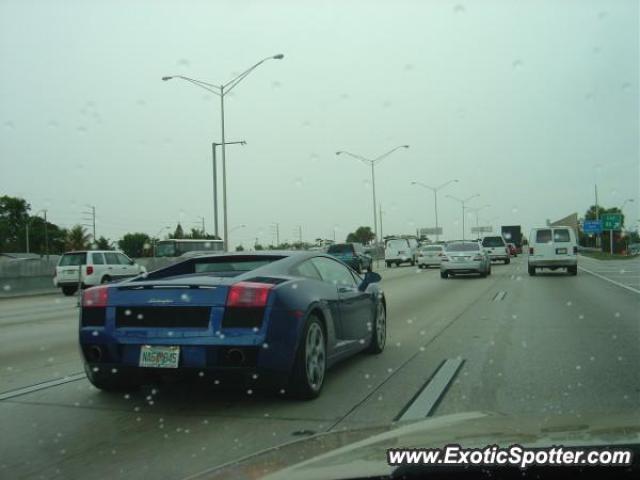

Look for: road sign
[601,214,622,231]
[471,226,492,233]
[419,227,442,236]
[582,220,603,234]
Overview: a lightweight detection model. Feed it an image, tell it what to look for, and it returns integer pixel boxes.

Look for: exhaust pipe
[87,345,103,362]
[226,348,245,366]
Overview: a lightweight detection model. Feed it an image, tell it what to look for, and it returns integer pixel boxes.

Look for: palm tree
[66,225,91,250]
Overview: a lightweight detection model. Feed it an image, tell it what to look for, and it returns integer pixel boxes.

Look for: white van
[528,226,578,276]
[385,238,417,267]
[53,250,146,296]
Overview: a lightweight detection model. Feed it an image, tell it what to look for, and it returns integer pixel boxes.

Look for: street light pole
[212,141,245,239]
[336,145,410,247]
[410,179,458,242]
[446,194,480,241]
[467,205,490,238]
[163,54,284,252]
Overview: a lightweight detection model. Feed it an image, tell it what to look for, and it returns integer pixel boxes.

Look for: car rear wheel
[568,266,577,276]
[385,261,391,268]
[289,315,326,400]
[505,258,510,265]
[528,265,536,276]
[365,302,386,354]
[61,286,77,296]
[84,364,138,393]
[440,271,448,279]
[480,270,487,278]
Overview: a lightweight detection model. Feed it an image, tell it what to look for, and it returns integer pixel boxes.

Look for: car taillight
[529,247,534,255]
[441,256,450,262]
[82,285,109,307]
[227,282,274,308]
[86,265,94,275]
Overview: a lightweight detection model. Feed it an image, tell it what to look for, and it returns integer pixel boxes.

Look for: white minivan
[54,250,146,295]
[528,226,578,276]
[385,237,418,267]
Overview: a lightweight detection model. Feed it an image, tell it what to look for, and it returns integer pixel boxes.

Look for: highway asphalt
[0,255,638,479]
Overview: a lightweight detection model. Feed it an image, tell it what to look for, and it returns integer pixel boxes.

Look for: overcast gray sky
[1,0,638,248]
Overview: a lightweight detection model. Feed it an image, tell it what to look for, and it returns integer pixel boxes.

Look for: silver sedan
[440,241,491,278]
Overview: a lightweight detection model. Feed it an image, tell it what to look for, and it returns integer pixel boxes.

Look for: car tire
[568,266,578,276]
[440,271,448,279]
[487,265,492,275]
[101,275,111,284]
[385,261,391,268]
[61,286,77,296]
[528,265,536,276]
[480,270,487,278]
[288,314,326,400]
[84,364,138,393]
[410,260,416,266]
[505,258,510,265]
[396,262,401,267]
[365,301,386,354]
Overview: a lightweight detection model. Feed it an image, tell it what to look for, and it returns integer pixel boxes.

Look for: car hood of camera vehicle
[191,411,640,480]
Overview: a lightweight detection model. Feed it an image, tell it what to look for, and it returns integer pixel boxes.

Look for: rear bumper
[418,257,441,266]
[488,254,509,261]
[84,362,289,388]
[442,261,484,272]
[529,258,577,268]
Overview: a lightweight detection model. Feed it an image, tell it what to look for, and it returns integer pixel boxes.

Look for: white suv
[528,227,578,276]
[53,250,146,296]
[481,235,511,264]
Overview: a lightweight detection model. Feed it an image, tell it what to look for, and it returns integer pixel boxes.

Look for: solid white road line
[578,266,640,295]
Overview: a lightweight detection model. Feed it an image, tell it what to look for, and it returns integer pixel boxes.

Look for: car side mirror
[129,259,135,265]
[359,271,382,291]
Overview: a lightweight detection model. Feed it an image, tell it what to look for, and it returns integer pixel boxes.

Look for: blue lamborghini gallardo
[79,251,386,399]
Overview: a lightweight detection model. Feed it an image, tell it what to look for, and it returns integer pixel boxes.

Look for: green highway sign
[601,213,622,231]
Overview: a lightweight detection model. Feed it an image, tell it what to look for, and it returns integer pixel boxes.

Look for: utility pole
[43,210,49,261]
[595,184,600,249]
[83,205,96,243]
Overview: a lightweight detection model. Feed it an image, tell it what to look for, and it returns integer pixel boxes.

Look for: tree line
[0,195,220,258]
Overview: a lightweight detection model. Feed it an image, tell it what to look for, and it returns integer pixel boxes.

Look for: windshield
[327,244,354,254]
[2,0,639,478]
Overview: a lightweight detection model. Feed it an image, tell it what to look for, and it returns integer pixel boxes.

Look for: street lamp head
[272,54,285,60]
[401,145,410,149]
[161,76,174,81]
[335,151,344,156]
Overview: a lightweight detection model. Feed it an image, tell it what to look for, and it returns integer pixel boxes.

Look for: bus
[155,239,224,257]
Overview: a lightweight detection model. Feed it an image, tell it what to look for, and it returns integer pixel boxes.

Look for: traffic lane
[331,258,523,427]
[578,255,640,290]
[0,296,80,392]
[0,261,509,479]
[432,259,640,417]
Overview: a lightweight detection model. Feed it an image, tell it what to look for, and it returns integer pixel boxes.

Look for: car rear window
[553,229,571,242]
[422,246,442,252]
[446,242,480,252]
[535,229,552,243]
[327,244,353,254]
[386,239,408,249]
[59,253,86,266]
[481,237,505,247]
